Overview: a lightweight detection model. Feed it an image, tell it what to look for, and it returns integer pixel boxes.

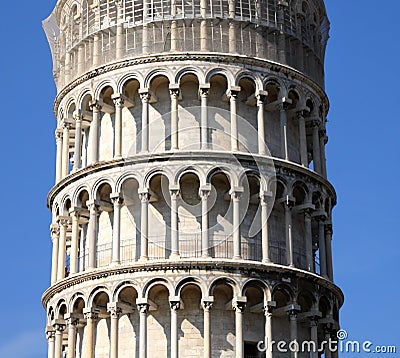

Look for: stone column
[200,85,210,150]
[263,304,275,358]
[318,219,328,278]
[228,0,236,54]
[73,112,83,171]
[256,90,267,155]
[92,4,101,66]
[170,85,180,150]
[77,45,84,75]
[137,300,149,358]
[288,310,298,358]
[64,51,71,83]
[325,223,334,281]
[310,318,319,358]
[53,321,66,358]
[69,210,81,275]
[46,328,56,358]
[108,303,122,358]
[171,20,178,51]
[200,187,211,258]
[115,1,124,60]
[260,191,271,263]
[202,299,213,358]
[89,101,102,164]
[111,193,124,265]
[139,191,150,260]
[311,119,321,173]
[320,128,328,178]
[325,330,332,358]
[57,217,69,281]
[297,111,308,167]
[228,87,240,152]
[279,103,289,160]
[55,128,63,183]
[170,188,180,259]
[170,299,181,358]
[65,315,79,358]
[112,95,125,159]
[62,121,70,178]
[87,201,98,269]
[50,224,60,285]
[231,189,243,259]
[304,210,313,271]
[284,199,294,267]
[233,298,246,358]
[139,89,151,153]
[200,0,207,50]
[83,308,99,358]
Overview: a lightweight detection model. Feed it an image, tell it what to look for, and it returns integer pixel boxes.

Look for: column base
[169,253,181,260]
[139,256,149,262]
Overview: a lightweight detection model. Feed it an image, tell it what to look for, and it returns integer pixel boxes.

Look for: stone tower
[42,0,343,357]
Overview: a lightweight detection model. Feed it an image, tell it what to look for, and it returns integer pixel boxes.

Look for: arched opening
[120,178,141,262]
[265,82,281,157]
[269,180,286,264]
[149,75,171,152]
[99,86,115,161]
[237,77,258,154]
[117,286,139,356]
[178,284,203,356]
[148,174,171,259]
[92,291,111,357]
[208,74,230,151]
[243,284,265,355]
[272,286,291,343]
[122,79,141,156]
[208,172,232,258]
[292,182,308,269]
[210,282,235,356]
[147,284,171,356]
[72,297,85,357]
[179,173,201,257]
[178,74,200,150]
[95,183,113,267]
[241,174,262,261]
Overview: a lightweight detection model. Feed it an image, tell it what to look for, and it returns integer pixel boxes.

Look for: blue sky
[0,0,398,357]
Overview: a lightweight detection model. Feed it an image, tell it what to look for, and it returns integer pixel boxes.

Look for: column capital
[58,215,70,227]
[325,223,333,236]
[53,319,67,332]
[169,185,180,198]
[107,302,123,318]
[55,128,63,141]
[83,307,100,320]
[278,96,292,110]
[255,89,268,103]
[201,296,214,311]
[308,117,322,128]
[227,86,241,99]
[111,95,125,108]
[89,100,102,112]
[110,192,124,205]
[64,313,80,326]
[199,185,211,198]
[199,84,210,97]
[138,189,150,203]
[169,296,181,311]
[263,300,276,316]
[50,223,60,237]
[232,296,247,313]
[73,110,83,122]
[62,120,72,130]
[259,190,273,203]
[169,84,180,98]
[229,186,244,200]
[46,327,56,340]
[86,199,98,210]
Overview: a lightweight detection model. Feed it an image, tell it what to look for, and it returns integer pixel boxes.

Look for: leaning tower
[42,0,343,357]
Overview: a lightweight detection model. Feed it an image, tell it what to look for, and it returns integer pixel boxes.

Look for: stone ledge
[42,258,344,308]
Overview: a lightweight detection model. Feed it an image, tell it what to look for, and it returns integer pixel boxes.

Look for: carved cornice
[47,152,337,209]
[42,259,344,310]
[52,53,329,116]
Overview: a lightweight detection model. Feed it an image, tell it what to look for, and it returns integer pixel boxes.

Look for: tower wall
[43,0,342,357]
